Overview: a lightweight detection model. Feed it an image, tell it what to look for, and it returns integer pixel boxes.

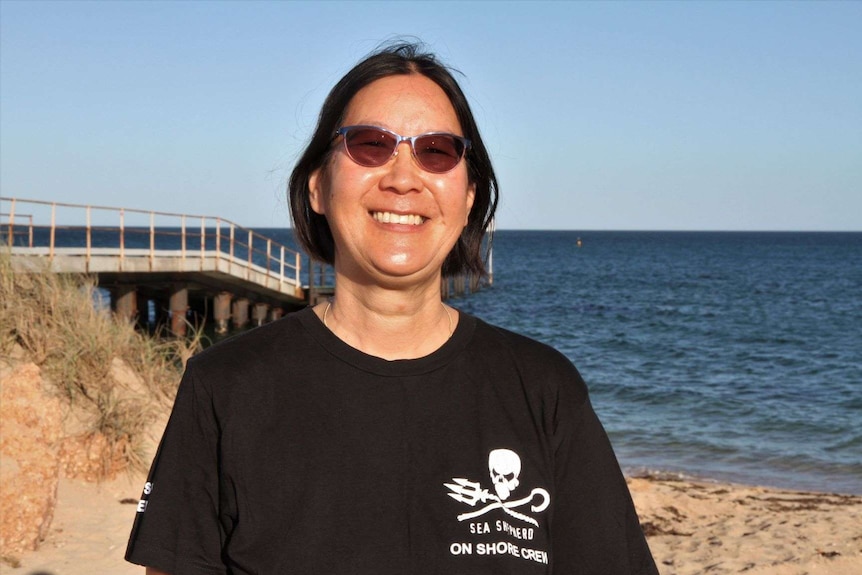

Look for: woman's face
[309,74,475,289]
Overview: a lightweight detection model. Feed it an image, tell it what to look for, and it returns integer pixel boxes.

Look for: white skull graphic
[488,449,521,501]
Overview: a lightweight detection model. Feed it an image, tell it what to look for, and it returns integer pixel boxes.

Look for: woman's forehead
[341,74,462,135]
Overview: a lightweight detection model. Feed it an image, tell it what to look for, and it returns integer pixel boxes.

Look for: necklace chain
[322,300,454,337]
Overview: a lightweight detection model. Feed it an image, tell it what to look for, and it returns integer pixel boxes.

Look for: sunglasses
[335,125,471,174]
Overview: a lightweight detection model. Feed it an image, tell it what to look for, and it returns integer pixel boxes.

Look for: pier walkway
[1,197,334,336]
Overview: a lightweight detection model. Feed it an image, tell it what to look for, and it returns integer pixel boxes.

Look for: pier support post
[269,307,284,322]
[232,298,250,330]
[252,303,269,327]
[214,292,232,335]
[169,286,189,337]
[112,285,137,323]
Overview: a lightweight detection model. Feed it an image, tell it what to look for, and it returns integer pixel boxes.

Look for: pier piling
[112,285,138,323]
[169,286,189,337]
[214,292,232,334]
[232,298,250,330]
[252,303,269,327]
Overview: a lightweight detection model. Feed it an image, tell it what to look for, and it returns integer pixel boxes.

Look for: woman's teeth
[372,211,425,225]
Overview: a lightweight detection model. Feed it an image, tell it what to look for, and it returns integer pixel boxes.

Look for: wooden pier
[1,197,330,337]
[2,197,487,338]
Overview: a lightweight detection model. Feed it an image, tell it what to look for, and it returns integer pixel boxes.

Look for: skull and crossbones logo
[445,449,550,526]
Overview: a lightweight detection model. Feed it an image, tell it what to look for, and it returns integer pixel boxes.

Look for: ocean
[452,231,862,495]
[12,224,862,494]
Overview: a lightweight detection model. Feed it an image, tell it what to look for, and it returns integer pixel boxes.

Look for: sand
[1,472,144,575]
[630,475,862,575]
[4,472,860,574]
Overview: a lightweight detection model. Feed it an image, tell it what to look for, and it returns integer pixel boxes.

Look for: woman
[126,42,658,575]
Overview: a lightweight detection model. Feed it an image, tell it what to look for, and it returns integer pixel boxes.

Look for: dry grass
[0,253,202,477]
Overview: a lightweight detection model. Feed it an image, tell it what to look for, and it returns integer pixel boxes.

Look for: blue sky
[1,0,860,231]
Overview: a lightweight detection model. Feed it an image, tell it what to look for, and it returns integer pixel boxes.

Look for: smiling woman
[124,41,658,575]
[306,73,476,352]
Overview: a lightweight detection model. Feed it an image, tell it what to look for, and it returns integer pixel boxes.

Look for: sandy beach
[4,471,859,575]
[629,475,862,575]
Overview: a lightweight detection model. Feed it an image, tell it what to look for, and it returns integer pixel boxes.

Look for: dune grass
[0,253,202,477]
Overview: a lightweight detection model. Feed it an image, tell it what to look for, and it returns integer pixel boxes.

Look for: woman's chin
[367,257,444,286]
[336,246,449,287]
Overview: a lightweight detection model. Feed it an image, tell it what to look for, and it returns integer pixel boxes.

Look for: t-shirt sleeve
[125,361,227,574]
[549,365,659,575]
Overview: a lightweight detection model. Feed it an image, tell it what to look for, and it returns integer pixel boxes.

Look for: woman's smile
[370,210,427,226]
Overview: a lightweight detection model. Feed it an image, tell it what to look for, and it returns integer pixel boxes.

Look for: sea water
[452,231,862,495]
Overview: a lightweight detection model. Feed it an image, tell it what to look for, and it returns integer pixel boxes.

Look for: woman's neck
[313,280,457,360]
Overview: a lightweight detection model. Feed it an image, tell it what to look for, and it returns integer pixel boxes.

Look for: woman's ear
[308,168,325,215]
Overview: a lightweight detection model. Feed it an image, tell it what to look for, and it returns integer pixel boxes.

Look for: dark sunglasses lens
[344,128,396,166]
[414,135,464,173]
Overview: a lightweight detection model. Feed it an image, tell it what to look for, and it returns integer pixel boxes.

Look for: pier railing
[1,197,304,299]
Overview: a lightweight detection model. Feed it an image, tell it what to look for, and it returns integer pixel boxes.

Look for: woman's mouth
[371,211,426,225]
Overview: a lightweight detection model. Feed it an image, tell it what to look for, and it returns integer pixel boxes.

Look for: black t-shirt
[126,307,658,574]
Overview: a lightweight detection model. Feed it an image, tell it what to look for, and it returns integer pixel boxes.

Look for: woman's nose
[379,141,422,193]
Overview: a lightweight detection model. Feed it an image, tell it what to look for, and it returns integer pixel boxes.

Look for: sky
[1,0,860,231]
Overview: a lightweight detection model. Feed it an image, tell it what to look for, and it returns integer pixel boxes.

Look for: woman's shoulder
[465,313,588,395]
[469,315,572,363]
[185,307,313,375]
